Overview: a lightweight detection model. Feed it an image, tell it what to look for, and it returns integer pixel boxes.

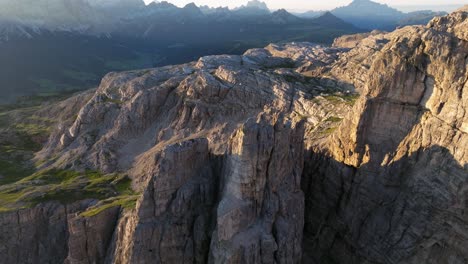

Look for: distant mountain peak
[351,0,373,3]
[273,9,290,16]
[149,1,177,8]
[348,0,388,6]
[271,9,301,24]
[319,11,336,18]
[317,11,348,23]
[245,0,269,11]
[331,0,404,30]
[336,0,400,11]
[181,2,203,17]
[312,11,358,30]
[233,0,270,15]
[235,0,270,13]
[183,2,199,9]
[272,8,298,19]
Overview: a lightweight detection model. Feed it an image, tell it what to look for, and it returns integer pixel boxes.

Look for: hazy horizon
[143,0,468,12]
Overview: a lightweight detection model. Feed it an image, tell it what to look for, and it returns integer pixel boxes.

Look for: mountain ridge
[294,0,448,30]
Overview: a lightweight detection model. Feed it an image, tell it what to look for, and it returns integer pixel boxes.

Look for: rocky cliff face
[0,9,467,264]
[303,9,468,264]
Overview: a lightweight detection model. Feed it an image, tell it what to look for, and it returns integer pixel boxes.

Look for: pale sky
[143,0,467,12]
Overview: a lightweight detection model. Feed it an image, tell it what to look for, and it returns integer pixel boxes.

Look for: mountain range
[0,0,451,34]
[297,0,449,30]
[0,0,363,103]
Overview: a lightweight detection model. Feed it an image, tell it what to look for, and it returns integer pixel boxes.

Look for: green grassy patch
[21,169,80,184]
[323,93,360,106]
[0,102,57,185]
[80,195,138,217]
[0,169,136,213]
[13,123,51,137]
[294,112,311,121]
[136,69,152,77]
[0,90,80,112]
[27,115,55,123]
[0,91,136,215]
[320,127,338,136]
[0,160,35,185]
[0,190,29,212]
[325,116,343,123]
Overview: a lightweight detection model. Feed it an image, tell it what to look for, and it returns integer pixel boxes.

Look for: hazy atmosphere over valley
[0,1,467,264]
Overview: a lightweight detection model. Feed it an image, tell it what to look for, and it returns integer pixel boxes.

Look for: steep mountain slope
[0,8,466,264]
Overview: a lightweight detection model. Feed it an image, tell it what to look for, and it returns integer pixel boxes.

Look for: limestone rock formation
[332,30,384,49]
[0,201,93,264]
[0,8,467,264]
[302,8,468,264]
[209,115,305,263]
[111,138,216,264]
[66,206,120,264]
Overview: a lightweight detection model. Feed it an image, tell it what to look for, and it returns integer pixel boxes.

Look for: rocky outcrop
[111,138,216,264]
[302,8,468,264]
[0,201,94,264]
[37,41,349,185]
[332,30,384,49]
[105,115,306,264]
[210,115,305,263]
[66,206,120,264]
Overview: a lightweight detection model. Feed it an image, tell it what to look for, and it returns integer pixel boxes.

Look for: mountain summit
[312,11,356,30]
[245,0,269,11]
[234,0,270,15]
[331,0,404,29]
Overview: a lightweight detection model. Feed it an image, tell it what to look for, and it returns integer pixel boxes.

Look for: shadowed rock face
[209,116,305,263]
[107,116,305,264]
[302,8,468,264]
[0,201,94,264]
[0,9,467,264]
